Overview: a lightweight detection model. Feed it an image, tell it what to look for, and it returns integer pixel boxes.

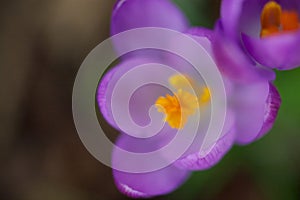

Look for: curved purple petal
[233,81,274,145]
[184,27,215,57]
[213,22,276,83]
[242,32,300,70]
[277,0,300,13]
[97,66,120,128]
[185,27,215,43]
[220,0,245,39]
[237,0,263,38]
[186,26,273,83]
[97,58,150,129]
[97,57,174,130]
[220,0,269,39]
[112,133,190,198]
[175,129,235,171]
[174,110,235,170]
[111,0,189,35]
[256,83,281,140]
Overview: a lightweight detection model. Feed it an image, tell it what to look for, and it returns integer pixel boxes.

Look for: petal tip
[256,83,281,140]
[175,128,235,170]
[115,181,150,199]
[111,0,189,35]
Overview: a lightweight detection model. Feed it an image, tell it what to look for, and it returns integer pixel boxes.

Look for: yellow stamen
[155,89,198,129]
[199,87,211,105]
[155,74,211,129]
[169,74,195,91]
[260,1,300,37]
[261,1,282,31]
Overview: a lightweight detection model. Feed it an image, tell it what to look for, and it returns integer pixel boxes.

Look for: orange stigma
[155,89,199,129]
[260,1,300,37]
[155,74,210,129]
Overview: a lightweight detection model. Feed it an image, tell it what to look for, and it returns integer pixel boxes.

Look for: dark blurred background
[1,0,299,199]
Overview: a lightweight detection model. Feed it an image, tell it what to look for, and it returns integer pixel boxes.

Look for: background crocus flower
[219,0,300,70]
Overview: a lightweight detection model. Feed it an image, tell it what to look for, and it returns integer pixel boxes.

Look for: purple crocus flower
[96,0,281,198]
[97,0,235,197]
[218,0,300,71]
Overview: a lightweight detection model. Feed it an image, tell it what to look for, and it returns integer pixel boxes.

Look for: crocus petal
[174,111,236,170]
[220,0,245,39]
[97,58,150,129]
[276,0,300,13]
[256,83,281,140]
[111,0,189,35]
[220,0,269,39]
[184,27,215,58]
[97,57,175,130]
[242,32,300,70]
[185,27,215,44]
[112,133,190,198]
[212,22,275,83]
[233,81,280,145]
[111,0,189,58]
[97,65,120,128]
[236,0,263,38]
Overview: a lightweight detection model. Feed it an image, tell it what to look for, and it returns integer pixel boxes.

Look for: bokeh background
[1,0,300,199]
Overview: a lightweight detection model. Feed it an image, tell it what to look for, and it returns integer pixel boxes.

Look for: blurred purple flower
[217,0,300,72]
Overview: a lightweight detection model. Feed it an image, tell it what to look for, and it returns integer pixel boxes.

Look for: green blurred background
[1,0,299,199]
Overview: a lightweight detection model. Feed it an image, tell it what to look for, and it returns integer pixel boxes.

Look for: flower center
[260,1,300,37]
[155,74,210,129]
